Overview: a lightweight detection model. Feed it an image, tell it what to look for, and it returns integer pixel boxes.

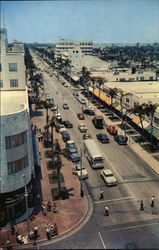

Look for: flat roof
[0,89,29,115]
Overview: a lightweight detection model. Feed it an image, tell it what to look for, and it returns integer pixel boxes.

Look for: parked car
[51,106,57,112]
[62,131,70,142]
[78,124,87,133]
[77,113,85,120]
[83,107,95,116]
[66,140,77,151]
[59,127,67,134]
[55,113,62,123]
[73,92,79,97]
[100,169,117,186]
[106,125,118,135]
[36,103,43,109]
[69,152,81,162]
[83,133,92,140]
[72,163,88,179]
[79,98,86,105]
[64,83,69,87]
[114,134,128,145]
[63,103,69,109]
[56,124,65,133]
[63,120,73,128]
[96,133,110,143]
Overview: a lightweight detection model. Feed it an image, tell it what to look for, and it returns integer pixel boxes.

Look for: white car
[51,106,57,112]
[63,103,69,109]
[72,163,88,179]
[78,124,87,133]
[64,83,69,87]
[80,98,86,105]
[100,169,117,186]
[59,127,67,134]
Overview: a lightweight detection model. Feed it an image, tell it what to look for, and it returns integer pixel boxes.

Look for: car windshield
[105,173,113,177]
[68,143,76,149]
[94,158,103,163]
[101,135,107,139]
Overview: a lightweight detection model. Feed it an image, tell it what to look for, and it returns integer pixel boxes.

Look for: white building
[0,28,34,226]
[55,38,93,59]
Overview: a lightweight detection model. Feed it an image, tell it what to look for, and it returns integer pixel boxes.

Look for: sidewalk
[0,94,88,248]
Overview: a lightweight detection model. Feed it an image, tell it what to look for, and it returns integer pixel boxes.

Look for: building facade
[55,38,93,59]
[0,28,34,226]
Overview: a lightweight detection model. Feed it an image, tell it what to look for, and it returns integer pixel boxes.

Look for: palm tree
[81,66,91,94]
[53,139,70,197]
[108,87,118,118]
[46,116,56,162]
[133,103,147,133]
[144,103,159,145]
[97,77,105,106]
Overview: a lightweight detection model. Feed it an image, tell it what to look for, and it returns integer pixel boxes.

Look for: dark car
[69,152,81,162]
[96,133,110,143]
[77,113,85,120]
[63,120,73,128]
[114,135,127,145]
[62,131,70,142]
[83,108,95,116]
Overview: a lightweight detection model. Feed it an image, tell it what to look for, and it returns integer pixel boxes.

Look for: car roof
[67,140,74,144]
[102,169,113,175]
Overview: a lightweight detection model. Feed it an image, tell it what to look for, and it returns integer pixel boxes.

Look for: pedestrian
[99,188,104,200]
[33,226,38,238]
[50,225,55,237]
[104,206,109,216]
[140,200,144,211]
[45,225,50,240]
[52,202,56,213]
[54,223,58,235]
[151,196,155,207]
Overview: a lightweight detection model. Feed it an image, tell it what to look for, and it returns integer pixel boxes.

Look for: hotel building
[0,28,34,226]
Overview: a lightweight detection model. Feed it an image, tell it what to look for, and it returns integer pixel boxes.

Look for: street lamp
[23,174,30,237]
[80,148,84,197]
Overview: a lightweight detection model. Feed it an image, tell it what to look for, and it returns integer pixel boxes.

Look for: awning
[138,120,150,129]
[115,104,121,111]
[32,131,40,167]
[89,87,111,106]
[132,116,141,125]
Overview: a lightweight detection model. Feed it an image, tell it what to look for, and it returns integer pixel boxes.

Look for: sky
[1,0,159,43]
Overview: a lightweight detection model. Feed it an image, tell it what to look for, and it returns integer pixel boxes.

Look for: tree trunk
[57,165,61,196]
[111,96,113,118]
[150,115,154,145]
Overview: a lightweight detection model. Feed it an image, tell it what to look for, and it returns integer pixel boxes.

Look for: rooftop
[0,90,29,116]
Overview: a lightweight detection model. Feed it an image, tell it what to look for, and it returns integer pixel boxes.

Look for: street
[31,51,159,249]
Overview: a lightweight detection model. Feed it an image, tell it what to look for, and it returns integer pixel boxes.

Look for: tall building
[55,38,93,59]
[0,28,34,226]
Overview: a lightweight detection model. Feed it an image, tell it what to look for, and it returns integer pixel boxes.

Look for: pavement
[1,81,159,249]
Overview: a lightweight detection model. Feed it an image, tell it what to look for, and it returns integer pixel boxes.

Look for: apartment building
[0,28,34,226]
[55,38,93,59]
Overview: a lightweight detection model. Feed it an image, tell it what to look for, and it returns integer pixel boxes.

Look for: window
[9,63,18,72]
[8,162,14,175]
[0,80,3,88]
[0,63,2,71]
[5,136,11,149]
[10,79,18,87]
[126,98,129,103]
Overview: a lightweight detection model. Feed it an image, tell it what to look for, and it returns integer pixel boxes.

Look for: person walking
[33,226,38,239]
[104,206,109,216]
[140,200,144,211]
[151,196,155,207]
[99,188,104,200]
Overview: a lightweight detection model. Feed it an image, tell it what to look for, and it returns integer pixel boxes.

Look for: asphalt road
[31,51,159,249]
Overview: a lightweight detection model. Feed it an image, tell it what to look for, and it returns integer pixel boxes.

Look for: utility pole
[80,148,84,197]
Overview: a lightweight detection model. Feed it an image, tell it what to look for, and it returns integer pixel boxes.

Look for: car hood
[77,169,88,176]
[106,177,116,183]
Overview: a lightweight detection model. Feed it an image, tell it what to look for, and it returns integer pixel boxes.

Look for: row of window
[0,63,18,72]
[7,155,28,175]
[5,131,27,149]
[0,79,19,88]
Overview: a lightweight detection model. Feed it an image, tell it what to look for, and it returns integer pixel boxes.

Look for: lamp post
[80,148,84,197]
[23,174,30,237]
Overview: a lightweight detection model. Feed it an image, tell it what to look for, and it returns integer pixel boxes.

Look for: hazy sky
[1,0,159,43]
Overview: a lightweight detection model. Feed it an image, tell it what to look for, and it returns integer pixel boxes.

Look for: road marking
[94,196,136,205]
[109,222,159,232]
[98,231,107,249]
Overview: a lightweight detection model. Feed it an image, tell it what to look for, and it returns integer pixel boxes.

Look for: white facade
[55,38,93,59]
[0,28,34,225]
